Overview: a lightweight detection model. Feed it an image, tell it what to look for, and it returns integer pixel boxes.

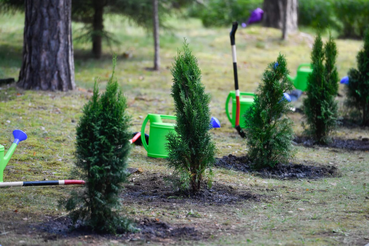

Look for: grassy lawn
[0,13,368,245]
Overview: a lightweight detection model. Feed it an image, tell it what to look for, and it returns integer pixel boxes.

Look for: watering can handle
[160,115,177,120]
[225,92,233,123]
[297,63,312,69]
[240,92,256,97]
[140,114,176,152]
[225,92,255,123]
[141,115,150,152]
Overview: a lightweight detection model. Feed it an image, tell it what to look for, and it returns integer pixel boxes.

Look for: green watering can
[1,130,27,182]
[225,91,255,128]
[287,63,313,91]
[141,114,176,158]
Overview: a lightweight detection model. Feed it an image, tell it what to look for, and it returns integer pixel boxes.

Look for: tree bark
[282,0,289,40]
[153,0,160,71]
[92,1,104,59]
[263,0,298,34]
[18,0,75,91]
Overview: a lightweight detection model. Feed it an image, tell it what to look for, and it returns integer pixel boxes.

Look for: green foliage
[60,57,135,234]
[333,0,369,38]
[244,54,294,169]
[298,0,338,31]
[324,34,339,96]
[298,0,369,38]
[187,0,262,28]
[166,40,215,193]
[72,0,175,38]
[345,29,369,126]
[0,0,23,12]
[303,33,338,144]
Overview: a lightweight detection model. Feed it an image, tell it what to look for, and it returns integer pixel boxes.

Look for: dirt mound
[124,173,262,205]
[36,216,206,243]
[215,154,339,179]
[139,218,202,240]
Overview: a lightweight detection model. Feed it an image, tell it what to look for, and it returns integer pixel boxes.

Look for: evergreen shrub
[345,29,369,126]
[244,54,294,170]
[166,40,215,193]
[60,57,135,233]
[324,34,339,97]
[303,33,338,144]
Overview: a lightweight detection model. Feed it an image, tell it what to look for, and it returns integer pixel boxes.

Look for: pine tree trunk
[18,0,75,91]
[153,0,160,71]
[92,2,104,59]
[263,0,298,33]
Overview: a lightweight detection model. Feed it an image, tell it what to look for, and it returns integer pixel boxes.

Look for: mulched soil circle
[35,216,208,243]
[215,154,339,179]
[123,173,262,205]
[293,136,369,151]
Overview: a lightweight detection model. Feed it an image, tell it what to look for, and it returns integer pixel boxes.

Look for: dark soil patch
[123,173,262,205]
[337,117,363,128]
[215,154,339,179]
[35,216,207,244]
[293,136,369,151]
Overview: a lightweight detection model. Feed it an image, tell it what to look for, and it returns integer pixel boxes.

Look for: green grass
[0,12,368,245]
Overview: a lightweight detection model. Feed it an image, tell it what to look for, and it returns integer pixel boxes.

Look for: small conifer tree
[303,33,338,144]
[324,34,339,97]
[61,57,135,233]
[166,40,215,194]
[244,54,294,169]
[345,29,369,126]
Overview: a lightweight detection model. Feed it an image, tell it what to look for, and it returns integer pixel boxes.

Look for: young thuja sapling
[345,28,369,126]
[303,32,338,144]
[59,57,137,234]
[244,54,294,169]
[166,40,216,194]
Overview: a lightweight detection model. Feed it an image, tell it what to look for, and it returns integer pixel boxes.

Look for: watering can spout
[1,130,27,182]
[4,130,27,161]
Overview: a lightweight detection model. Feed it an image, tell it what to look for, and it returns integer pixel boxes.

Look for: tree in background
[17,0,75,91]
[61,57,135,233]
[72,0,188,60]
[152,0,160,70]
[244,54,294,169]
[166,40,215,194]
[345,29,369,126]
[263,0,298,35]
[303,33,338,144]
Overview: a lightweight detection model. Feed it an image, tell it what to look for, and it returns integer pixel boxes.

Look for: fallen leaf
[155,218,160,222]
[33,152,36,156]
